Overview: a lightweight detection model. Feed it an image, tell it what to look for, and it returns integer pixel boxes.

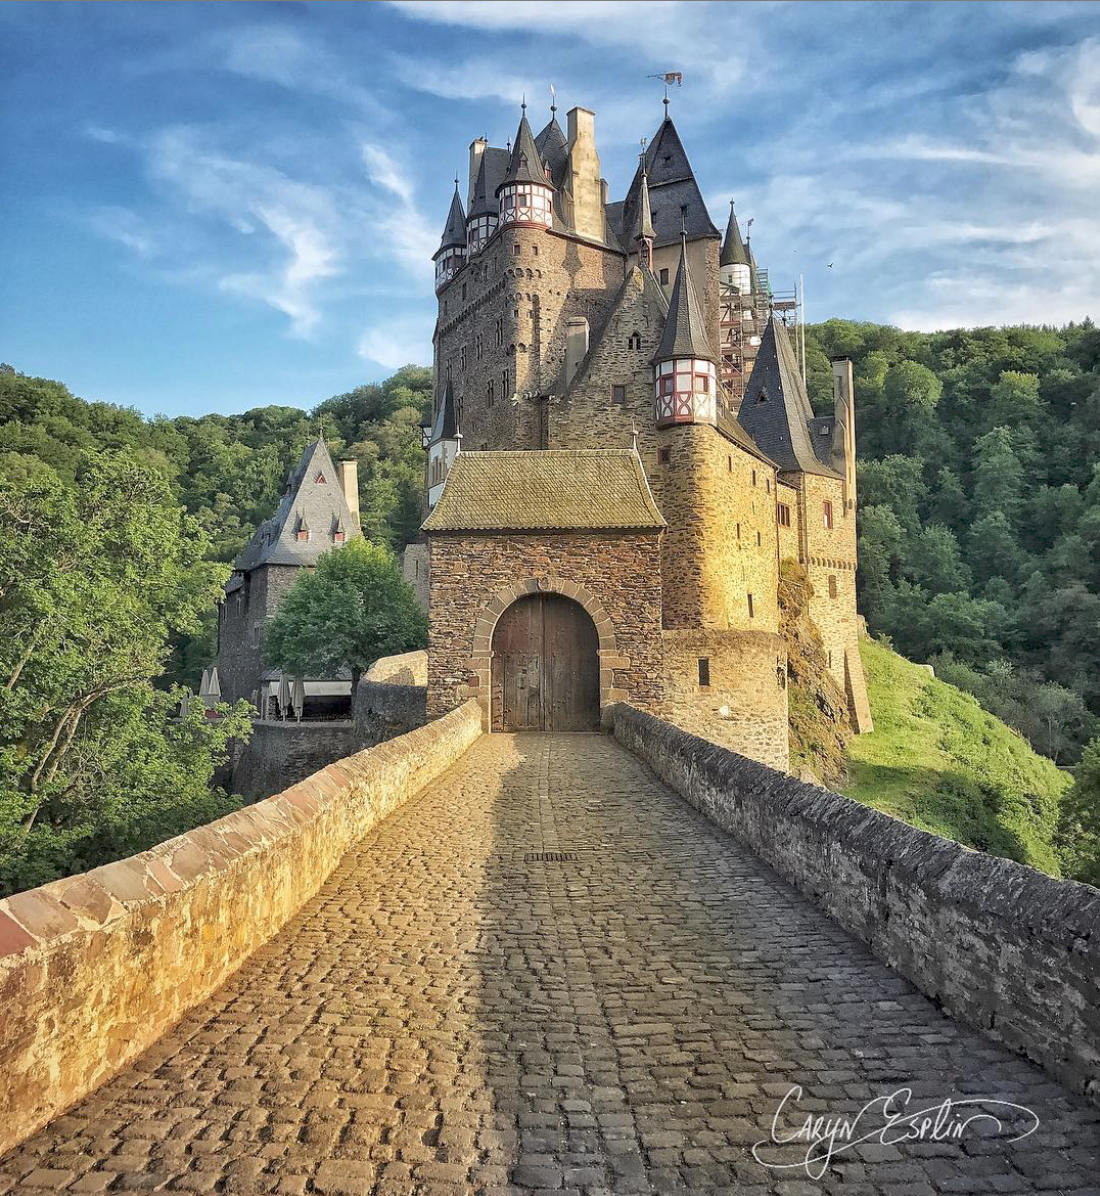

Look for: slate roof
[737,317,842,478]
[498,110,548,192]
[614,116,720,251]
[233,440,361,571]
[422,450,666,532]
[434,185,466,257]
[720,200,750,267]
[468,148,509,218]
[431,379,460,442]
[653,237,718,365]
[632,167,655,244]
[535,114,570,189]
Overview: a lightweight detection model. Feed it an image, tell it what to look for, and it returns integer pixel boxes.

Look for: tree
[0,451,252,895]
[1057,736,1100,885]
[264,538,427,689]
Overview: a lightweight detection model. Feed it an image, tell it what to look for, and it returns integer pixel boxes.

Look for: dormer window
[314,472,326,484]
[297,529,310,542]
[334,530,346,544]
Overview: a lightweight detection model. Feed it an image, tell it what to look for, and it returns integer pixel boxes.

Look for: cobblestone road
[4,734,1100,1195]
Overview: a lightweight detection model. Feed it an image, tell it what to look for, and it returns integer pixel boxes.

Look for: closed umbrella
[277,673,292,720]
[292,677,306,722]
[207,667,221,699]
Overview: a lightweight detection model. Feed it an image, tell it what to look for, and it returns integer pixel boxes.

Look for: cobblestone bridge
[4,735,1099,1195]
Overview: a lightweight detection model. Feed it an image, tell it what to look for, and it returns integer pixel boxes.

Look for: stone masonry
[4,733,1098,1194]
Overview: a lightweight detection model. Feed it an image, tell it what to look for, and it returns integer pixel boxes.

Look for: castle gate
[491,594,599,731]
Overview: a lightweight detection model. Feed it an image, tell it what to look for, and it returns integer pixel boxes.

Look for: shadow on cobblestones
[1,732,1098,1196]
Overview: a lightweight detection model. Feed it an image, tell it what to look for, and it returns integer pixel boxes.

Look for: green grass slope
[843,637,1070,876]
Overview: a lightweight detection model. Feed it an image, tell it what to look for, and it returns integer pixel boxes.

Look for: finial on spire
[680,204,688,239]
[550,84,556,115]
[521,92,527,112]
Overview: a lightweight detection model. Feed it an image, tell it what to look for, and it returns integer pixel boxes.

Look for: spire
[652,230,718,365]
[720,200,750,267]
[632,153,655,245]
[435,181,466,256]
[468,153,492,217]
[498,106,547,192]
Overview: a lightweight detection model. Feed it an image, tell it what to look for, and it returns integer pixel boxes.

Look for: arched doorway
[491,594,600,731]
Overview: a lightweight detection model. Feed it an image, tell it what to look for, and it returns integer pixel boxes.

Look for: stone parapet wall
[611,703,1100,1105]
[0,701,483,1158]
[364,650,428,686]
[354,679,428,746]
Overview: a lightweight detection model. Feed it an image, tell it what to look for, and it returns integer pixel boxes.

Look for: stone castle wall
[216,564,300,705]
[611,703,1100,1106]
[434,225,625,452]
[229,720,358,801]
[660,629,789,771]
[427,531,664,723]
[0,702,483,1158]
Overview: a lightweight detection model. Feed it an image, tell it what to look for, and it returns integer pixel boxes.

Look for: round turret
[497,105,553,230]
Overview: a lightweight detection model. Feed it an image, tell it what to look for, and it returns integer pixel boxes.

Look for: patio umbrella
[292,676,306,722]
[277,673,292,720]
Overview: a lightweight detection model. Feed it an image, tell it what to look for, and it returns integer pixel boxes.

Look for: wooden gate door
[491,594,600,732]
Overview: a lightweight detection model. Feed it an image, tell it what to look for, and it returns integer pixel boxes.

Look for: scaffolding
[718,270,799,410]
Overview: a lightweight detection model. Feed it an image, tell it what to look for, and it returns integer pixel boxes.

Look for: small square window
[512,243,521,257]
[659,267,670,285]
[658,447,671,465]
[611,384,626,404]
[698,658,711,687]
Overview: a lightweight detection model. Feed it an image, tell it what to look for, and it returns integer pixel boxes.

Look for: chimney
[600,177,609,206]
[566,107,603,241]
[338,459,360,531]
[830,356,856,512]
[468,137,487,209]
[565,317,589,384]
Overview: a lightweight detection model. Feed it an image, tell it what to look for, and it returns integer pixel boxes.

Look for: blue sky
[2,1,1099,418]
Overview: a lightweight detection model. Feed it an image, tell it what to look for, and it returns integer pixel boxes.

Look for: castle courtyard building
[413,99,872,770]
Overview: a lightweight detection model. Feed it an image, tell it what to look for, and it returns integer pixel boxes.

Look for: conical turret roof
[498,107,549,192]
[720,200,750,267]
[434,184,466,258]
[535,114,569,189]
[468,147,510,218]
[430,379,461,443]
[652,235,717,364]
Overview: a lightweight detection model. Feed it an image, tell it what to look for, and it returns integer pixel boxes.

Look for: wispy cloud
[357,314,433,370]
[361,143,415,204]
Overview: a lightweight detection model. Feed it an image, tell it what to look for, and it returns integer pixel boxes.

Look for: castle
[409,98,872,771]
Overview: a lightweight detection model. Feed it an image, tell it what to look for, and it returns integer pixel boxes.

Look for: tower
[497,104,554,230]
[653,231,718,428]
[433,182,467,291]
[426,379,461,510]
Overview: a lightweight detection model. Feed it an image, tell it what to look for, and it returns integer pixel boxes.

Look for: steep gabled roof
[653,237,718,364]
[498,109,548,192]
[720,200,750,267]
[535,114,569,189]
[431,379,460,442]
[233,440,361,572]
[616,116,720,250]
[434,185,466,258]
[469,147,510,218]
[422,449,666,532]
[737,316,841,478]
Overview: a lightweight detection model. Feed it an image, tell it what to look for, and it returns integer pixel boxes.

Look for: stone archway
[491,593,599,731]
[465,578,619,730]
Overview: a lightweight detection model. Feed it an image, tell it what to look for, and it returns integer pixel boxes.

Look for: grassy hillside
[843,637,1070,876]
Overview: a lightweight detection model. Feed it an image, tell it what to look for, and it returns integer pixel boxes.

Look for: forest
[1,316,1099,890]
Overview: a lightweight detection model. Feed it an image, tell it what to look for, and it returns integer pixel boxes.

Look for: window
[461,282,467,300]
[736,522,741,540]
[756,530,762,547]
[476,335,483,361]
[766,477,771,494]
[496,317,504,346]
[296,529,310,542]
[501,369,509,398]
[752,469,757,487]
[828,575,838,599]
[628,332,641,350]
[747,593,755,619]
[334,531,346,544]
[727,455,732,472]
[533,244,539,256]
[823,500,834,529]
[659,267,670,285]
[460,346,467,371]
[658,447,671,465]
[611,384,626,404]
[512,243,521,257]
[314,472,326,484]
[777,502,791,527]
[698,658,711,687]
[488,380,495,408]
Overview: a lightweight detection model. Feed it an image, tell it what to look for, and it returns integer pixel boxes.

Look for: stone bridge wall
[0,701,483,1157]
[611,703,1100,1105]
